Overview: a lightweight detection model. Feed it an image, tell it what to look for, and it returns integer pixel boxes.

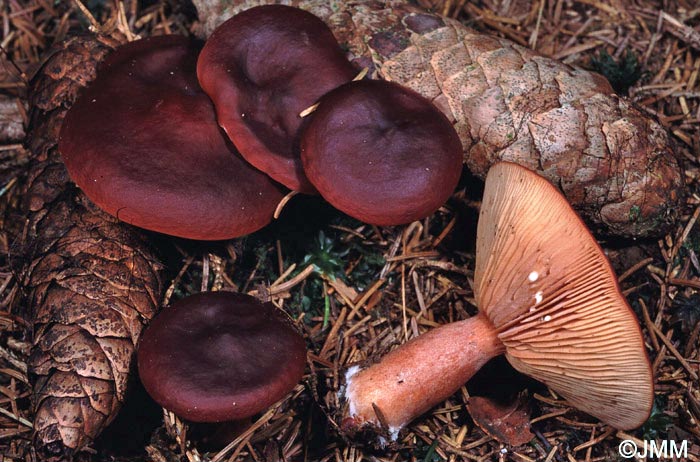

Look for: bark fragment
[13,35,163,460]
[193,0,684,238]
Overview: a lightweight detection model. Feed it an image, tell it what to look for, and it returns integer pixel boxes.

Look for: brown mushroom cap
[474,161,654,430]
[300,80,463,226]
[58,35,284,240]
[197,5,357,193]
[137,291,306,423]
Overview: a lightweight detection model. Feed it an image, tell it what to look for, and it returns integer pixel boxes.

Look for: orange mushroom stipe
[342,162,654,439]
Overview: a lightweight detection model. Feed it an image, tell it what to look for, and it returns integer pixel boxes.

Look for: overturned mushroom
[197,5,357,192]
[59,35,284,240]
[342,162,653,439]
[137,291,306,424]
[301,80,463,225]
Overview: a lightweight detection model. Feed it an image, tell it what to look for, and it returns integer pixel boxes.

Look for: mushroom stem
[342,312,505,436]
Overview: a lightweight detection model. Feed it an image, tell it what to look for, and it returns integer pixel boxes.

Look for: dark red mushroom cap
[300,79,463,226]
[58,35,284,240]
[137,291,306,423]
[197,5,357,193]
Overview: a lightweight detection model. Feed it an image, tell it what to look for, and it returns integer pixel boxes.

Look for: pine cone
[14,35,163,460]
[193,0,684,238]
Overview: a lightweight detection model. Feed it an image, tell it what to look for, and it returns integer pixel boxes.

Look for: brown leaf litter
[0,0,699,461]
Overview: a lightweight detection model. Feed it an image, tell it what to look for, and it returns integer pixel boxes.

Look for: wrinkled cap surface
[137,291,306,422]
[197,5,357,193]
[300,79,463,226]
[58,35,284,240]
[474,162,654,430]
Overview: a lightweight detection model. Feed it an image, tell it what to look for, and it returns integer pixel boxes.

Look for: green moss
[640,396,674,440]
[628,205,641,223]
[589,49,643,95]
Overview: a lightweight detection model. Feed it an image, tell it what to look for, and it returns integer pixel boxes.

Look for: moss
[588,49,643,95]
[640,396,674,440]
[628,205,642,223]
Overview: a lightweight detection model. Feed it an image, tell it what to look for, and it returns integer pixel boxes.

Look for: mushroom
[300,79,463,226]
[197,5,357,193]
[58,35,284,240]
[342,162,653,439]
[137,291,306,426]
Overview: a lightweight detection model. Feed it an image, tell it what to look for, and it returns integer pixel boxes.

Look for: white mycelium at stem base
[343,313,504,433]
[341,162,654,438]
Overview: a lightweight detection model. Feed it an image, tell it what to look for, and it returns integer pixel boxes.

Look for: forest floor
[0,0,699,461]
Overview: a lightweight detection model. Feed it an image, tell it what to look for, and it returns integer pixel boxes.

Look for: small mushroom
[300,80,463,226]
[197,5,357,193]
[137,291,306,424]
[58,35,284,240]
[342,162,653,439]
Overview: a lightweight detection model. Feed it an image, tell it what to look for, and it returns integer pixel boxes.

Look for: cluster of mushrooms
[59,5,463,241]
[57,3,654,451]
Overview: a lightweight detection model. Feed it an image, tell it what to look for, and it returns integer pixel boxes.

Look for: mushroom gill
[342,161,653,440]
[476,162,653,430]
